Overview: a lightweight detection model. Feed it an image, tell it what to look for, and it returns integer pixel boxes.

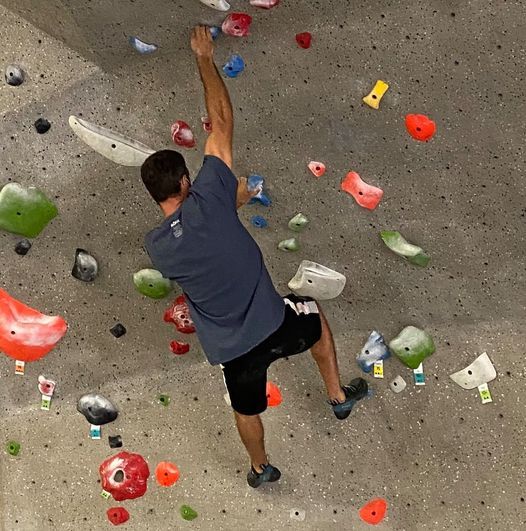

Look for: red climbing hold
[221,13,253,37]
[359,498,387,525]
[171,120,196,148]
[107,507,130,526]
[0,288,67,362]
[250,0,280,8]
[155,461,180,487]
[100,452,150,501]
[296,32,312,49]
[308,161,326,177]
[341,171,383,210]
[405,114,436,142]
[170,340,190,355]
[164,295,196,334]
[266,382,282,407]
[201,116,212,134]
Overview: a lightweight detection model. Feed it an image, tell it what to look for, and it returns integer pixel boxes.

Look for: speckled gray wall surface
[0,0,525,529]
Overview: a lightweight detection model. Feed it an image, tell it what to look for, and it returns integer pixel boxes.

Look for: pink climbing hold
[201,116,212,134]
[171,120,196,148]
[99,452,150,501]
[250,0,280,8]
[308,161,326,177]
[107,507,130,526]
[222,13,253,37]
[296,32,312,49]
[0,288,67,362]
[341,171,383,210]
[164,295,196,334]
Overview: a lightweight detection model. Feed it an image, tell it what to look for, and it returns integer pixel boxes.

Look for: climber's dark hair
[141,150,189,203]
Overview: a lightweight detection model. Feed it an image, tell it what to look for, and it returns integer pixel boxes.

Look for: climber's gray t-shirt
[144,155,285,365]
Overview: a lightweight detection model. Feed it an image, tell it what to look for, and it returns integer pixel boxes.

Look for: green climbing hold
[380,231,430,267]
[158,394,170,406]
[278,238,300,252]
[180,505,198,521]
[133,268,172,299]
[6,441,20,456]
[389,326,435,369]
[288,213,309,232]
[0,183,57,238]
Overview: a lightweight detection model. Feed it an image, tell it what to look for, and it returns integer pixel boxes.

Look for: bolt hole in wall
[10,331,15,335]
[113,470,124,483]
[468,370,472,375]
[405,347,410,351]
[111,144,116,148]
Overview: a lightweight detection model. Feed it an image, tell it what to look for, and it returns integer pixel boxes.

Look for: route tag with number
[413,363,425,385]
[15,360,25,375]
[373,360,384,378]
[478,383,493,404]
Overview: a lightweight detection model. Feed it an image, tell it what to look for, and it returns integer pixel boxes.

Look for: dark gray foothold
[77,393,118,425]
[71,248,98,282]
[108,435,123,448]
[5,64,24,86]
[14,239,31,255]
[110,323,126,338]
[34,118,51,134]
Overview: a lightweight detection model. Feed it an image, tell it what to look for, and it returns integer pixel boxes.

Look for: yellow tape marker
[373,360,384,378]
[363,80,389,109]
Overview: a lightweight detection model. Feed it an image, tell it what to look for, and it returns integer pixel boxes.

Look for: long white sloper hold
[449,352,497,390]
[198,0,231,11]
[288,260,346,300]
[68,116,156,167]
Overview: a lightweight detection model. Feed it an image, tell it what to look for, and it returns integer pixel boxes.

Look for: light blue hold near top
[356,330,391,373]
[210,26,221,40]
[223,54,245,78]
[248,174,271,207]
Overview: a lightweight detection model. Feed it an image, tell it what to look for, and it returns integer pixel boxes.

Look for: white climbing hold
[449,352,497,390]
[288,260,346,300]
[68,116,155,166]
[389,375,407,394]
[198,0,231,11]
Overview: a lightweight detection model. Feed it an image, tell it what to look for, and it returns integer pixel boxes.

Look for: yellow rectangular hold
[363,80,389,109]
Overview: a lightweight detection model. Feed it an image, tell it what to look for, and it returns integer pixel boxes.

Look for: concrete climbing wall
[1,0,525,529]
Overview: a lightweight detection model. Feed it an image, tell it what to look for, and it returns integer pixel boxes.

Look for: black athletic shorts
[222,294,322,416]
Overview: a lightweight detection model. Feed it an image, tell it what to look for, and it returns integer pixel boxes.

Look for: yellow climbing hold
[363,80,389,109]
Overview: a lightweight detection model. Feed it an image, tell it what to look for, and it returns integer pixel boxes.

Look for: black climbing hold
[108,435,123,448]
[14,239,31,255]
[34,118,51,134]
[110,323,126,338]
[5,64,24,86]
[77,393,118,425]
[71,248,98,282]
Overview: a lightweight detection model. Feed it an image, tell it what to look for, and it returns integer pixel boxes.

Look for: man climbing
[141,26,368,488]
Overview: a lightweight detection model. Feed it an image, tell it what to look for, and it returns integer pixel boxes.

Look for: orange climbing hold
[341,171,383,210]
[155,461,180,487]
[308,161,326,177]
[359,498,387,525]
[0,288,67,362]
[405,114,436,142]
[266,382,282,407]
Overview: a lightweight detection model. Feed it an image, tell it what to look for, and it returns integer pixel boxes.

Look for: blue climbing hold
[250,215,268,228]
[248,175,271,207]
[209,26,221,40]
[223,54,245,78]
[356,331,391,373]
[128,36,158,54]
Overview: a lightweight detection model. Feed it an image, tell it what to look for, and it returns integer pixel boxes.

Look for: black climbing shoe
[247,463,281,488]
[331,378,368,420]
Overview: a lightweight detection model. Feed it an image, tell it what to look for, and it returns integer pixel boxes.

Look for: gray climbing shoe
[247,463,281,488]
[331,378,368,420]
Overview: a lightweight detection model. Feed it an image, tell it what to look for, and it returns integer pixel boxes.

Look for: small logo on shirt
[170,219,183,238]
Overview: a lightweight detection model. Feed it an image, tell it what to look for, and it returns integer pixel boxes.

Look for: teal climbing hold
[133,269,172,299]
[288,213,309,232]
[180,505,198,521]
[0,183,57,238]
[389,326,435,369]
[380,231,430,267]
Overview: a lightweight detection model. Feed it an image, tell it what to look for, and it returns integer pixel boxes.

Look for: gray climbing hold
[71,248,98,282]
[389,375,407,394]
[449,352,497,390]
[288,260,346,300]
[77,393,118,425]
[133,269,172,299]
[5,64,24,86]
[68,115,155,167]
[288,213,309,232]
[128,36,158,54]
[278,238,300,252]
